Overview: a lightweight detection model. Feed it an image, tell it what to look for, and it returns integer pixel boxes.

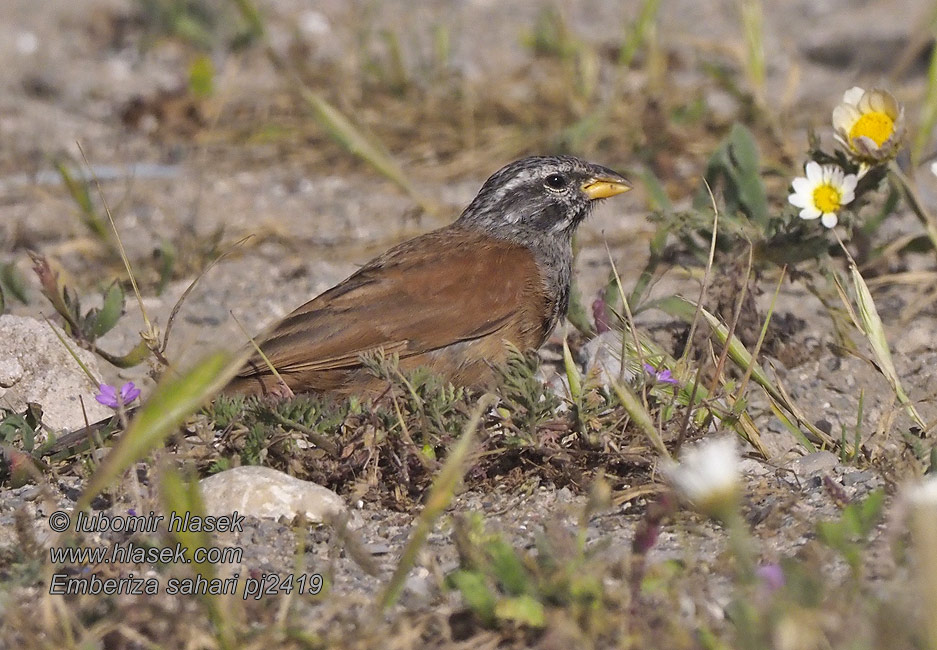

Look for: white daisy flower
[832,86,905,163]
[906,475,937,509]
[788,161,858,229]
[661,436,740,519]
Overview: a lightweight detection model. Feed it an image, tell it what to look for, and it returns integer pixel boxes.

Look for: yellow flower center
[848,111,894,148]
[813,183,842,213]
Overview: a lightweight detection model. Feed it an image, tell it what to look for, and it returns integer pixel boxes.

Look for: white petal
[821,213,838,228]
[791,177,812,194]
[805,161,822,183]
[833,104,860,133]
[853,136,880,155]
[894,108,907,131]
[800,206,821,220]
[864,90,888,113]
[879,90,900,119]
[930,161,937,178]
[663,437,739,504]
[907,476,937,508]
[841,174,858,193]
[843,86,865,106]
[840,189,855,205]
[788,192,808,208]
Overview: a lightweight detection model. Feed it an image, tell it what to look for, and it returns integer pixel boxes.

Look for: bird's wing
[235,229,547,379]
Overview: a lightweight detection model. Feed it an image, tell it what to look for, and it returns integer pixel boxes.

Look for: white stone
[16,32,38,56]
[299,10,330,37]
[580,331,637,386]
[0,315,112,431]
[199,466,346,523]
[0,356,25,387]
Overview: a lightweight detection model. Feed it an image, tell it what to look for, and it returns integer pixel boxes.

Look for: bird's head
[456,155,631,241]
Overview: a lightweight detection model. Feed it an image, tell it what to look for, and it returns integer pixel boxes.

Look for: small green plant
[136,0,260,51]
[446,503,611,635]
[524,6,581,61]
[815,488,885,576]
[496,344,562,439]
[29,254,149,368]
[0,404,44,462]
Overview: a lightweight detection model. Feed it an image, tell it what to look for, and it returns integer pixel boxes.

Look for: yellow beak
[581,176,632,200]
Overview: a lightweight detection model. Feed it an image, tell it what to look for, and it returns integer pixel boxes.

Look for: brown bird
[226,155,631,397]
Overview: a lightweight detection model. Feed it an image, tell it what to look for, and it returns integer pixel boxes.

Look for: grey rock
[788,451,839,477]
[365,542,392,556]
[199,466,346,523]
[0,315,112,432]
[738,458,770,477]
[842,470,875,487]
[11,485,40,501]
[401,567,434,606]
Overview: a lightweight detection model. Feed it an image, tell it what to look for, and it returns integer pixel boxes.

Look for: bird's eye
[544,173,568,190]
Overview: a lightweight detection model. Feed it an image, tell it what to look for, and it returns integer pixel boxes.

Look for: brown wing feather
[229,227,550,395]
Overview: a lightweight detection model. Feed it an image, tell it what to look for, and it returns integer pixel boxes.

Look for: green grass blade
[849,262,926,429]
[619,0,661,68]
[611,380,669,459]
[298,88,435,215]
[160,465,237,649]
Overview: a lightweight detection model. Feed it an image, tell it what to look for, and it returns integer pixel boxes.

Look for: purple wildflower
[95,381,141,409]
[643,363,678,385]
[756,563,785,592]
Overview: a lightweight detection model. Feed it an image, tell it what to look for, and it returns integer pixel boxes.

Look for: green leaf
[562,337,582,402]
[76,351,240,510]
[95,339,152,368]
[486,538,531,596]
[448,570,496,625]
[610,379,669,459]
[188,54,215,98]
[857,489,885,535]
[697,123,768,227]
[726,124,768,224]
[494,594,546,628]
[87,282,125,339]
[0,262,29,304]
[0,411,36,452]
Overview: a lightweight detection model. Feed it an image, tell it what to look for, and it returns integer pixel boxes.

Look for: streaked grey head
[455,155,631,242]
